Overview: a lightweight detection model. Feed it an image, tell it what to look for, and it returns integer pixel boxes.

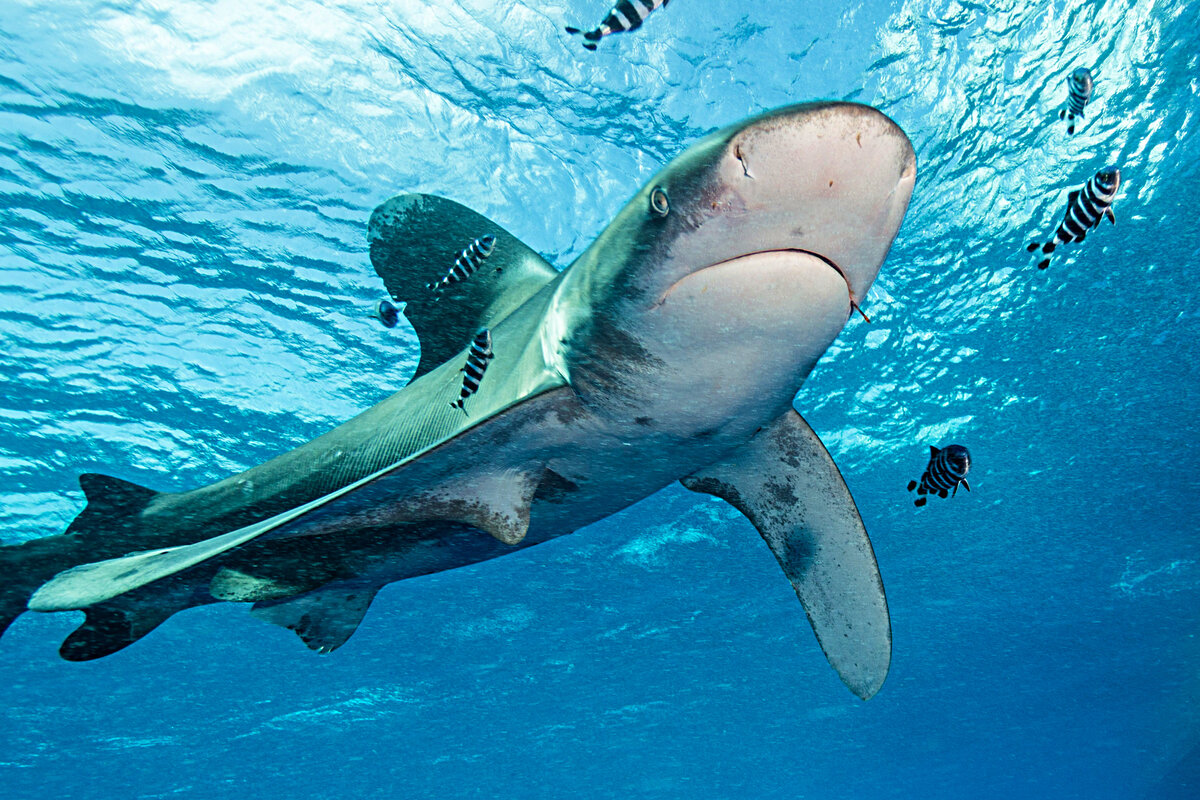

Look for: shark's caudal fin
[368,193,560,379]
[250,581,382,654]
[0,473,160,639]
[682,409,891,700]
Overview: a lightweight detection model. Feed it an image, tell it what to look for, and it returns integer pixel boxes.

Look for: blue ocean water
[1,0,1198,797]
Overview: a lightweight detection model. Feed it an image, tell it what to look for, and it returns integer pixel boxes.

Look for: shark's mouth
[658,248,854,311]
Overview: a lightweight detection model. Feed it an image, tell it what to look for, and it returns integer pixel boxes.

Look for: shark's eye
[649,186,670,218]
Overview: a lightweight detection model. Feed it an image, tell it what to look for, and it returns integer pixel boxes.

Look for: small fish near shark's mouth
[657,247,861,320]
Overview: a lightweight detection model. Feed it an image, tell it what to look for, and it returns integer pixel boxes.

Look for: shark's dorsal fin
[682,409,891,700]
[368,193,560,379]
[250,582,381,654]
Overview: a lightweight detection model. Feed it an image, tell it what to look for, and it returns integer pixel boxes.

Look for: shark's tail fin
[0,473,159,643]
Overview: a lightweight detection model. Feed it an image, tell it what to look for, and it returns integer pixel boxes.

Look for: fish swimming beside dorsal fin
[250,581,382,654]
[368,194,560,380]
[681,409,891,700]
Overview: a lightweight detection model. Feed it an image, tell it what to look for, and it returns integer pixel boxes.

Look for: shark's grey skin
[9,101,915,699]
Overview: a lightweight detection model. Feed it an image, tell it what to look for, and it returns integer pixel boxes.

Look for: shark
[2,101,915,700]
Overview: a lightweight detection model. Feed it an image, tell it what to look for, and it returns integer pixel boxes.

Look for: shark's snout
[717,102,916,305]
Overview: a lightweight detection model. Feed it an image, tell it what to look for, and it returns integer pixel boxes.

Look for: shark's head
[561,101,915,426]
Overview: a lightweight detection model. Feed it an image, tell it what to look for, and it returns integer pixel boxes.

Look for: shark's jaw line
[656,247,853,307]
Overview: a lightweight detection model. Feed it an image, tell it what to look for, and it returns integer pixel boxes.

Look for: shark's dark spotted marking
[451,329,494,414]
[1058,67,1093,135]
[427,234,498,295]
[1027,167,1120,269]
[907,444,971,507]
[565,0,670,51]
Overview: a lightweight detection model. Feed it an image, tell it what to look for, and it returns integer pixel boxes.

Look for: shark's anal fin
[250,582,381,654]
[368,193,560,380]
[681,409,891,700]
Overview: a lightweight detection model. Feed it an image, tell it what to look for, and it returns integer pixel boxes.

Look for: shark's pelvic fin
[250,581,382,654]
[368,193,560,379]
[681,409,891,700]
[405,465,543,546]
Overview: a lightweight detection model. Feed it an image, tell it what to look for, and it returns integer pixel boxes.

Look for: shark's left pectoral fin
[28,389,574,613]
[682,409,891,700]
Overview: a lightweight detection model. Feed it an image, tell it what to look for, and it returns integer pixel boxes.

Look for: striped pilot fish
[907,444,971,507]
[451,329,494,415]
[1059,67,1094,135]
[427,234,498,295]
[565,0,671,51]
[1026,167,1120,270]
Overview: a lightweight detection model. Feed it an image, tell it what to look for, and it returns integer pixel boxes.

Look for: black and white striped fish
[451,329,494,415]
[565,0,670,51]
[374,297,400,328]
[907,444,971,507]
[427,234,498,295]
[1026,167,1120,270]
[1058,67,1094,135]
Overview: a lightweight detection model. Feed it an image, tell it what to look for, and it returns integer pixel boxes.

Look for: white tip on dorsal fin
[250,583,381,654]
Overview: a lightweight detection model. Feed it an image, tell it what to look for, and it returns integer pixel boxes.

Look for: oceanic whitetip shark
[2,101,915,700]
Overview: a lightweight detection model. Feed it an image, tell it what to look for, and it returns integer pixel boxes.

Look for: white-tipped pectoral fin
[682,409,891,700]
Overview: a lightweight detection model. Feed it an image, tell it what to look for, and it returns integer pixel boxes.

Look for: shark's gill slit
[735,143,752,178]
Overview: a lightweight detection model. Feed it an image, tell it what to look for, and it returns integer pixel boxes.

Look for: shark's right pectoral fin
[682,409,891,700]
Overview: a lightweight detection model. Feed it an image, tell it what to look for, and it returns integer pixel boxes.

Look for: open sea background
[1,0,1198,797]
